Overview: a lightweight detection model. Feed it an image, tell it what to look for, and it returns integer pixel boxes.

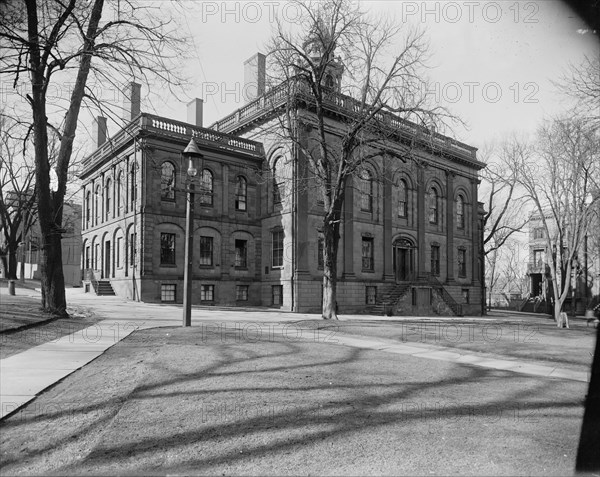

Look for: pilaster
[342,175,355,279]
[471,178,480,284]
[416,164,426,277]
[383,156,394,280]
[446,170,455,283]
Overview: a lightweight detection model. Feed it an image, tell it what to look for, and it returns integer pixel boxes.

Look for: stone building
[80,87,264,303]
[207,52,486,315]
[81,55,486,315]
[1,195,82,287]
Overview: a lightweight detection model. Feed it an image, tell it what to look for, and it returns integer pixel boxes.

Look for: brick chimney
[92,116,107,149]
[243,53,266,102]
[123,82,141,122]
[187,98,203,127]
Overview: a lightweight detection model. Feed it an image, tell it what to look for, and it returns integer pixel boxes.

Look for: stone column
[416,164,426,277]
[222,164,229,215]
[446,171,455,283]
[471,178,480,284]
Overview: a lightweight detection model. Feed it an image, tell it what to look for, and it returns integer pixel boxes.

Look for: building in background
[525,209,600,314]
[11,200,82,287]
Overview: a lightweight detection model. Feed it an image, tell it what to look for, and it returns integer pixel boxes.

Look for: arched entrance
[393,238,415,282]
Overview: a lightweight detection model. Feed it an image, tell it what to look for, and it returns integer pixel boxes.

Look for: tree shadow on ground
[0,326,586,475]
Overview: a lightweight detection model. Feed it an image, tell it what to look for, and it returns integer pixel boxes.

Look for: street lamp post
[182,137,203,327]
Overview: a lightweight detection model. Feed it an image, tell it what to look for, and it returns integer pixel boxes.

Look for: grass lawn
[0,286,99,359]
[0,325,588,476]
[326,314,597,372]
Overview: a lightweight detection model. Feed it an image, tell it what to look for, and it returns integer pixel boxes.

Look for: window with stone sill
[457,248,467,277]
[160,233,176,266]
[362,237,374,271]
[199,236,214,266]
[199,169,213,206]
[236,285,249,301]
[161,284,176,302]
[201,284,214,302]
[235,239,247,268]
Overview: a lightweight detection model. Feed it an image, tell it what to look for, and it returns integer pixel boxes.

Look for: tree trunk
[0,255,7,278]
[322,214,341,320]
[6,244,18,279]
[20,248,25,282]
[40,232,67,316]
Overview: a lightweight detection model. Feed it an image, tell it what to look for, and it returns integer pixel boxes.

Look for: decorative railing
[81,113,264,175]
[210,78,479,162]
[527,261,549,275]
[84,268,99,294]
[426,273,463,316]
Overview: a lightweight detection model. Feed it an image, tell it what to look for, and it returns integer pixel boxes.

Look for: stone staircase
[426,274,463,317]
[365,283,411,315]
[95,279,116,296]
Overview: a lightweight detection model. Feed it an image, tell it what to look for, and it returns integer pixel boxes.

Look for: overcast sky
[148,0,598,151]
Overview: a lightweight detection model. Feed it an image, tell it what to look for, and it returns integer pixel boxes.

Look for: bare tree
[0,0,187,315]
[555,55,600,126]
[265,0,458,319]
[0,113,37,279]
[479,140,529,307]
[511,117,599,326]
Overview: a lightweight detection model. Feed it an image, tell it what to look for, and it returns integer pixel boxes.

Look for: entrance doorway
[104,241,111,279]
[394,239,414,282]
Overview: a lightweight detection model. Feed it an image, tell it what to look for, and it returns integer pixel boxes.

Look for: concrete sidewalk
[0,288,592,419]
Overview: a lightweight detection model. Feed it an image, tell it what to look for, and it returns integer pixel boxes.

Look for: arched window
[199,169,213,205]
[456,194,465,229]
[105,179,112,220]
[359,169,373,212]
[325,74,335,88]
[272,157,284,205]
[397,179,407,217]
[85,191,91,228]
[130,163,137,208]
[95,185,100,225]
[160,162,175,200]
[116,171,122,215]
[235,176,247,211]
[428,187,438,224]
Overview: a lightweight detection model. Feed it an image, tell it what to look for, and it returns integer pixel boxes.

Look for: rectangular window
[533,249,545,266]
[129,233,136,267]
[431,245,440,276]
[130,165,137,208]
[458,249,467,277]
[462,289,469,304]
[161,284,176,302]
[235,177,247,211]
[236,285,249,301]
[272,285,283,305]
[273,182,284,204]
[116,236,123,268]
[534,227,545,239]
[235,239,247,268]
[362,237,374,271]
[272,230,284,268]
[85,246,90,269]
[201,284,214,302]
[366,286,377,305]
[199,236,214,266]
[160,233,176,265]
[317,233,324,270]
